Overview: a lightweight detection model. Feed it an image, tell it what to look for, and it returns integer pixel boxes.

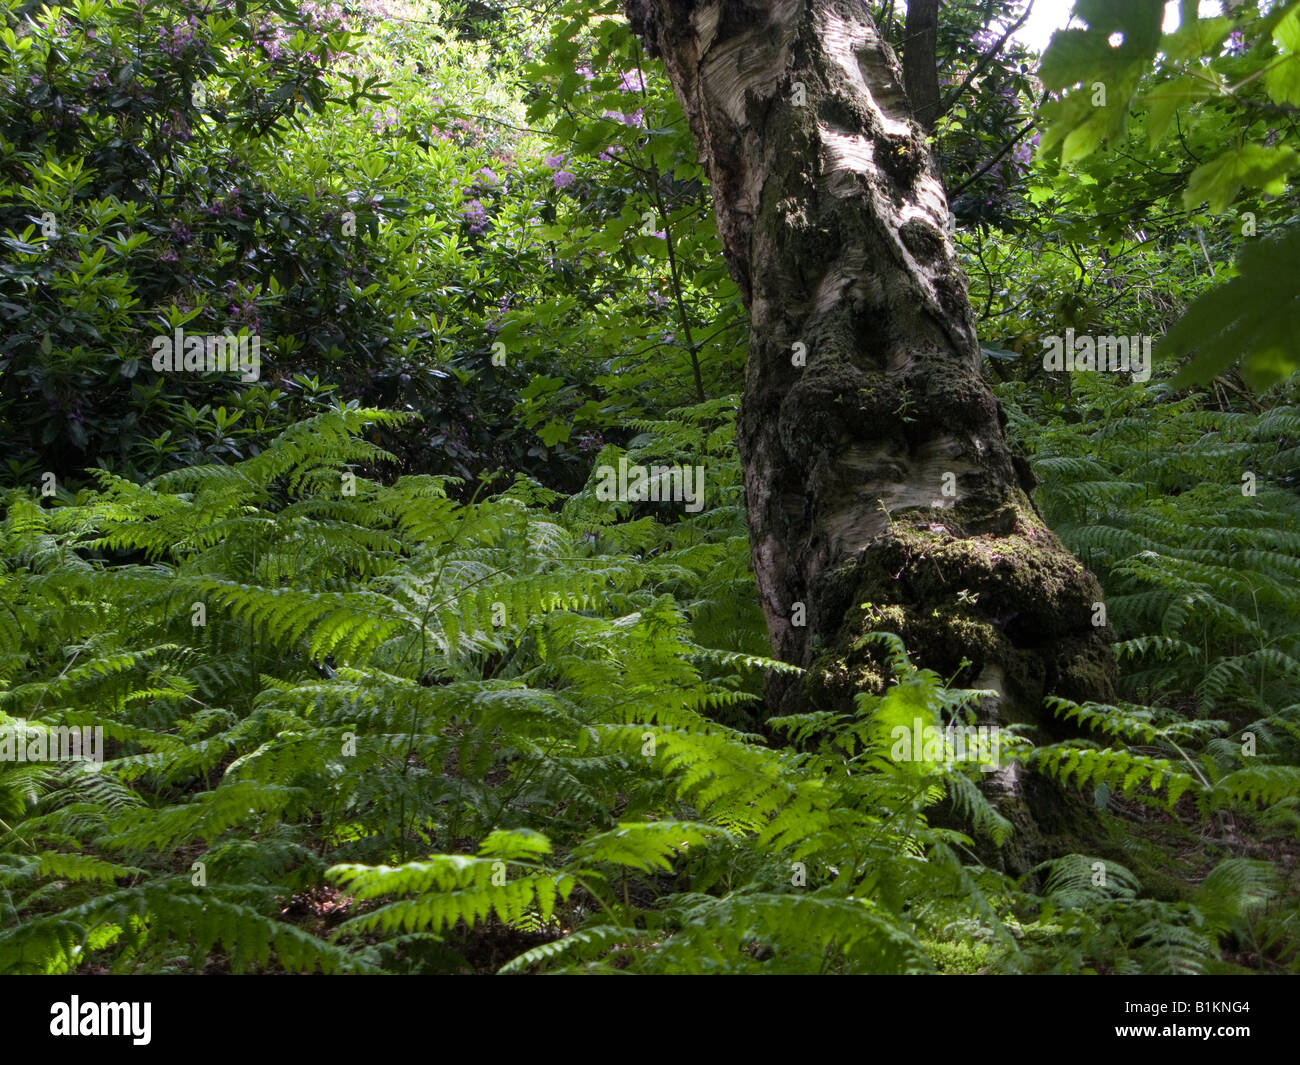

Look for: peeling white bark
[626,0,1116,869]
[627,0,1113,730]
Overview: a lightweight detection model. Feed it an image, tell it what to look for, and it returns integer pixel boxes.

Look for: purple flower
[461,198,488,232]
[553,170,576,189]
[618,70,645,94]
[159,24,196,58]
[601,108,644,128]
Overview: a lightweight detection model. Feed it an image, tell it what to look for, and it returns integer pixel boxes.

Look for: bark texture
[901,0,941,131]
[626,0,1115,869]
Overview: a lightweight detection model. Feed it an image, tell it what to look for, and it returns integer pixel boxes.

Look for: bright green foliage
[3,0,1300,979]
[1005,375,1300,726]
[1038,0,1165,165]
[0,409,991,974]
[1039,0,1300,386]
[12,405,1272,974]
[997,371,1300,969]
[1159,229,1300,390]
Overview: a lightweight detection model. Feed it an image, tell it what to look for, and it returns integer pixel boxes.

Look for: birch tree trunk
[625,0,1115,869]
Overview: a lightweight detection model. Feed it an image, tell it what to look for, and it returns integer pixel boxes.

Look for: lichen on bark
[626,0,1117,870]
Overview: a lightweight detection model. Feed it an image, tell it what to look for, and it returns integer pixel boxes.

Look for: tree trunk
[625,0,1115,870]
[902,0,941,132]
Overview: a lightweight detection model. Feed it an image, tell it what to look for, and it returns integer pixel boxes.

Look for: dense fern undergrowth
[2,0,1300,975]
[2,393,1297,974]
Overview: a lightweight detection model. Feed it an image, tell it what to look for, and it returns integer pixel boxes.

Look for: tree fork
[625,0,1117,870]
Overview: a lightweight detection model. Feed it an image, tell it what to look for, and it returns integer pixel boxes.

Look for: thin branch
[948,118,1036,198]
[937,1,1035,121]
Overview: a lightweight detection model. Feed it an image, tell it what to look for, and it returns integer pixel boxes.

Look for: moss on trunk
[627,0,1117,872]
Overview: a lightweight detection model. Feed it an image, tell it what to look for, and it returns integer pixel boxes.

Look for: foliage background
[0,0,1297,974]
